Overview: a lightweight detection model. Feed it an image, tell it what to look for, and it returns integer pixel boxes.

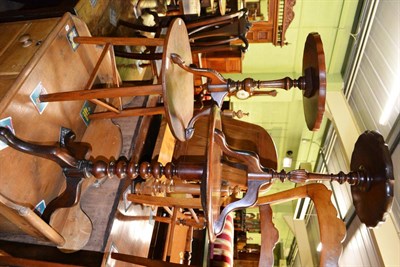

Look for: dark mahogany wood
[172,32,326,131]
[210,129,393,233]
[117,9,251,55]
[0,125,392,240]
[350,130,394,227]
[131,127,393,237]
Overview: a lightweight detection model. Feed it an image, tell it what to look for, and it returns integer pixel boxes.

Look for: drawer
[0,18,59,75]
[0,21,29,57]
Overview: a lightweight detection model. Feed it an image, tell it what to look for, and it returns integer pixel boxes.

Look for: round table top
[350,130,394,228]
[302,32,326,131]
[201,104,222,242]
[161,18,194,142]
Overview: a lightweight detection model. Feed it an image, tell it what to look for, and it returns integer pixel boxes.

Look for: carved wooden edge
[0,193,65,246]
[257,183,346,267]
[308,184,346,266]
[259,204,279,267]
[280,0,296,46]
[48,119,122,252]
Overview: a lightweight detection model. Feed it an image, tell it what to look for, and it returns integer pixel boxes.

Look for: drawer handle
[19,34,33,47]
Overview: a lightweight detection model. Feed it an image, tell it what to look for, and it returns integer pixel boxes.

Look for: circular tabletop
[302,32,326,131]
[201,104,222,242]
[162,18,194,142]
[350,130,394,227]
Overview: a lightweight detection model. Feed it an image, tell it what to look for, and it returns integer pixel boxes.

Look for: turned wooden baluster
[0,127,204,221]
[132,161,234,197]
[212,129,393,235]
[172,53,312,99]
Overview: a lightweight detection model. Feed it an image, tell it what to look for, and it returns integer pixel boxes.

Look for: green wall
[225,0,359,170]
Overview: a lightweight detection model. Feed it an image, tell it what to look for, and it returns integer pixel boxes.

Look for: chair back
[187,9,252,53]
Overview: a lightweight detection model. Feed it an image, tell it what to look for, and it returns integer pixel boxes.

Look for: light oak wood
[0,18,60,75]
[0,194,65,246]
[258,204,279,267]
[257,183,346,267]
[49,119,122,252]
[0,13,116,243]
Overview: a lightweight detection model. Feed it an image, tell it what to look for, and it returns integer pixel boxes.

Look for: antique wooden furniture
[117,8,251,73]
[173,32,326,130]
[117,9,251,55]
[2,100,392,236]
[201,0,297,73]
[0,17,60,102]
[0,120,121,251]
[245,0,296,46]
[0,12,119,248]
[205,129,393,238]
[39,18,197,142]
[0,108,394,265]
[86,109,392,242]
[256,183,346,267]
[173,112,278,190]
[0,194,65,247]
[231,183,346,266]
[116,194,204,265]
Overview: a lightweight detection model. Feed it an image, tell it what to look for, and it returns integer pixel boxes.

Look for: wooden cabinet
[0,13,116,244]
[245,0,296,46]
[200,50,243,73]
[198,0,297,73]
[0,19,58,75]
[0,18,59,99]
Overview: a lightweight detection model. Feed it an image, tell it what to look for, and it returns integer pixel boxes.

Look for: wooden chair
[173,114,278,189]
[209,183,345,267]
[0,193,65,247]
[119,192,205,265]
[256,183,346,267]
[117,9,251,58]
